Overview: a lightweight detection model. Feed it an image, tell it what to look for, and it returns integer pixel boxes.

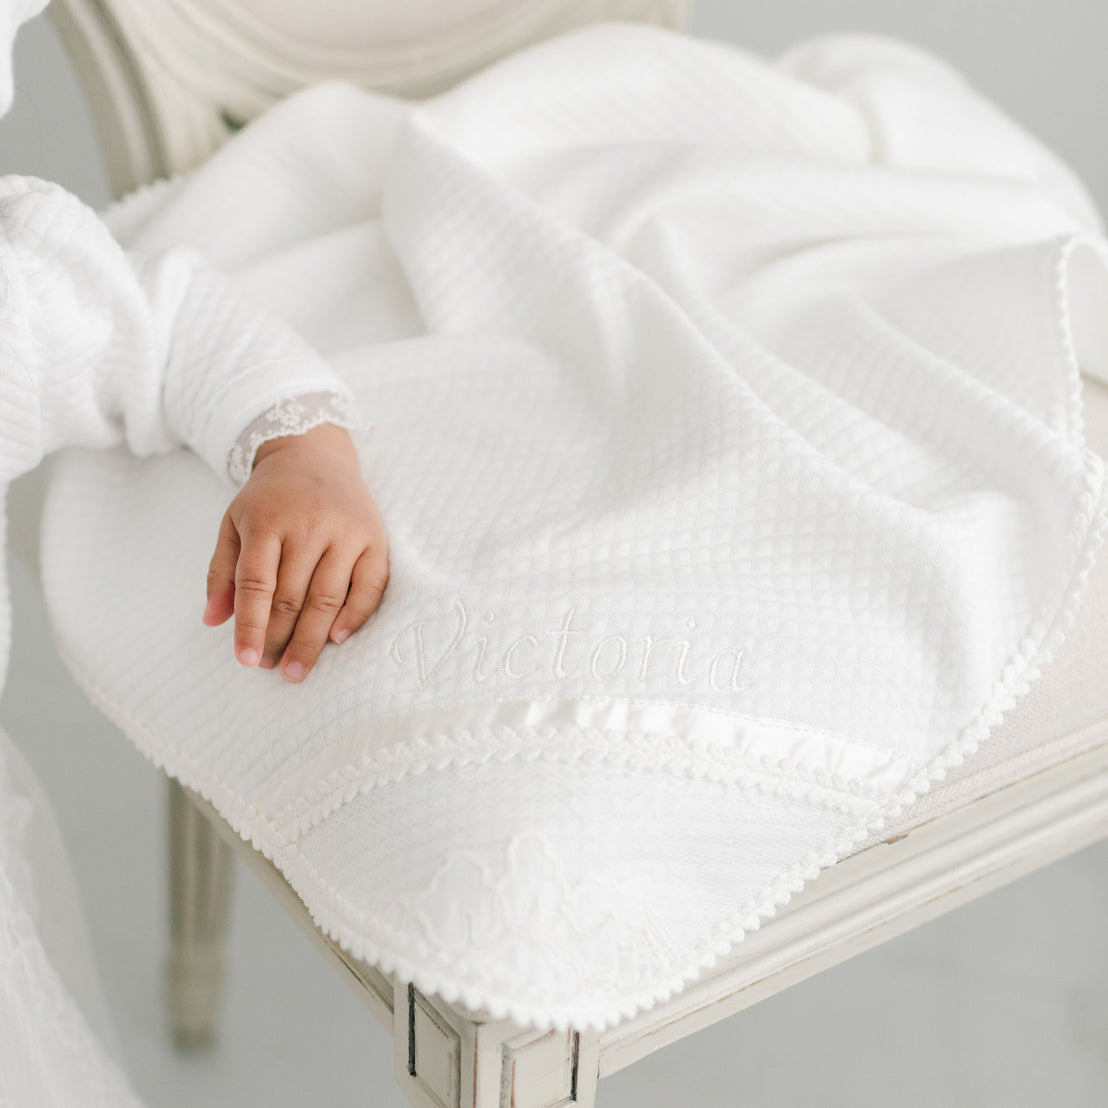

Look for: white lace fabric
[226,390,364,485]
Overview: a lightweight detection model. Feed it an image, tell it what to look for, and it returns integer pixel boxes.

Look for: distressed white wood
[48,0,692,194]
[47,0,170,196]
[165,778,234,1050]
[501,1023,600,1108]
[396,984,464,1108]
[393,981,599,1108]
[180,784,395,1036]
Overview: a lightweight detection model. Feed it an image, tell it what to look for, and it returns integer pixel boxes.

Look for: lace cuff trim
[227,391,362,485]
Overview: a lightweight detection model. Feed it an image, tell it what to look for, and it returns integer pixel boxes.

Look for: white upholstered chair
[41,2,1108,1104]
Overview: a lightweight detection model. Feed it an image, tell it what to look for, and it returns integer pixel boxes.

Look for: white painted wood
[165,778,234,1050]
[393,982,598,1108]
[398,985,459,1108]
[47,0,170,196]
[180,784,395,1035]
[48,0,692,194]
[501,1024,599,1107]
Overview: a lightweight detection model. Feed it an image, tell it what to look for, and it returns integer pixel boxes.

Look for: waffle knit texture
[39,22,1108,1032]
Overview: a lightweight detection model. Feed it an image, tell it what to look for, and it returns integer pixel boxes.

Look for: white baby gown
[0,9,360,1101]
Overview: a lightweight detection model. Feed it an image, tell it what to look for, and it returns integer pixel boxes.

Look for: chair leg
[165,778,234,1050]
[394,980,599,1108]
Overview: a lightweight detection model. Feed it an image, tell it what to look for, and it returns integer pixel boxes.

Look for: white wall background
[2,3,1108,1106]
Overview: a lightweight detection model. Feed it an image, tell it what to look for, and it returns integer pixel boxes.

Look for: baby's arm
[131,236,391,681]
[3,175,388,680]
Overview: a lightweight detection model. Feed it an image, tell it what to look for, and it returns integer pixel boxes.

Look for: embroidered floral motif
[226,390,361,485]
[379,828,684,999]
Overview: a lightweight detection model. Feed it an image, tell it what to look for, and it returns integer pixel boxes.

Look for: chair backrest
[49,0,692,198]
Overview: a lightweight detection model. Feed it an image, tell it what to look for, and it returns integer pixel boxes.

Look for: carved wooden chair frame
[44,2,1108,1104]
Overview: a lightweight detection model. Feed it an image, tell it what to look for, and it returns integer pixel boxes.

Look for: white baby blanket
[40,23,1108,1031]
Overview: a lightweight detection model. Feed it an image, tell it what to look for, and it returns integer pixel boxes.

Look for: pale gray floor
[3,4,1108,1106]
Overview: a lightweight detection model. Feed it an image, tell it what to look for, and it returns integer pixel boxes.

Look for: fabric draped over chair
[40,23,1108,1031]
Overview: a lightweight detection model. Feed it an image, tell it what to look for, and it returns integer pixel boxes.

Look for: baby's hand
[201,423,388,683]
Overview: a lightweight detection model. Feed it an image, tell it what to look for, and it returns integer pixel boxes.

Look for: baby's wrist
[252,421,358,470]
[228,390,362,485]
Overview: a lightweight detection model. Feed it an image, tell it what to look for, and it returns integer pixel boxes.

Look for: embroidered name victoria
[388,598,751,694]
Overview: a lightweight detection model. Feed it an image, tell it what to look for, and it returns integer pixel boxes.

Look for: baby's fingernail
[332,627,350,644]
[282,661,304,683]
[238,647,259,667]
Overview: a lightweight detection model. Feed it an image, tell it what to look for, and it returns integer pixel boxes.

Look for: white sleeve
[226,390,361,485]
[1,174,360,486]
[130,239,362,486]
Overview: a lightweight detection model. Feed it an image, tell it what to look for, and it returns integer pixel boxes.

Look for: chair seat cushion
[40,24,1108,1031]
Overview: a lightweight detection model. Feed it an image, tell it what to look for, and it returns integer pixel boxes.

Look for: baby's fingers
[279,548,357,682]
[329,545,389,645]
[203,513,240,627]
[233,531,282,667]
